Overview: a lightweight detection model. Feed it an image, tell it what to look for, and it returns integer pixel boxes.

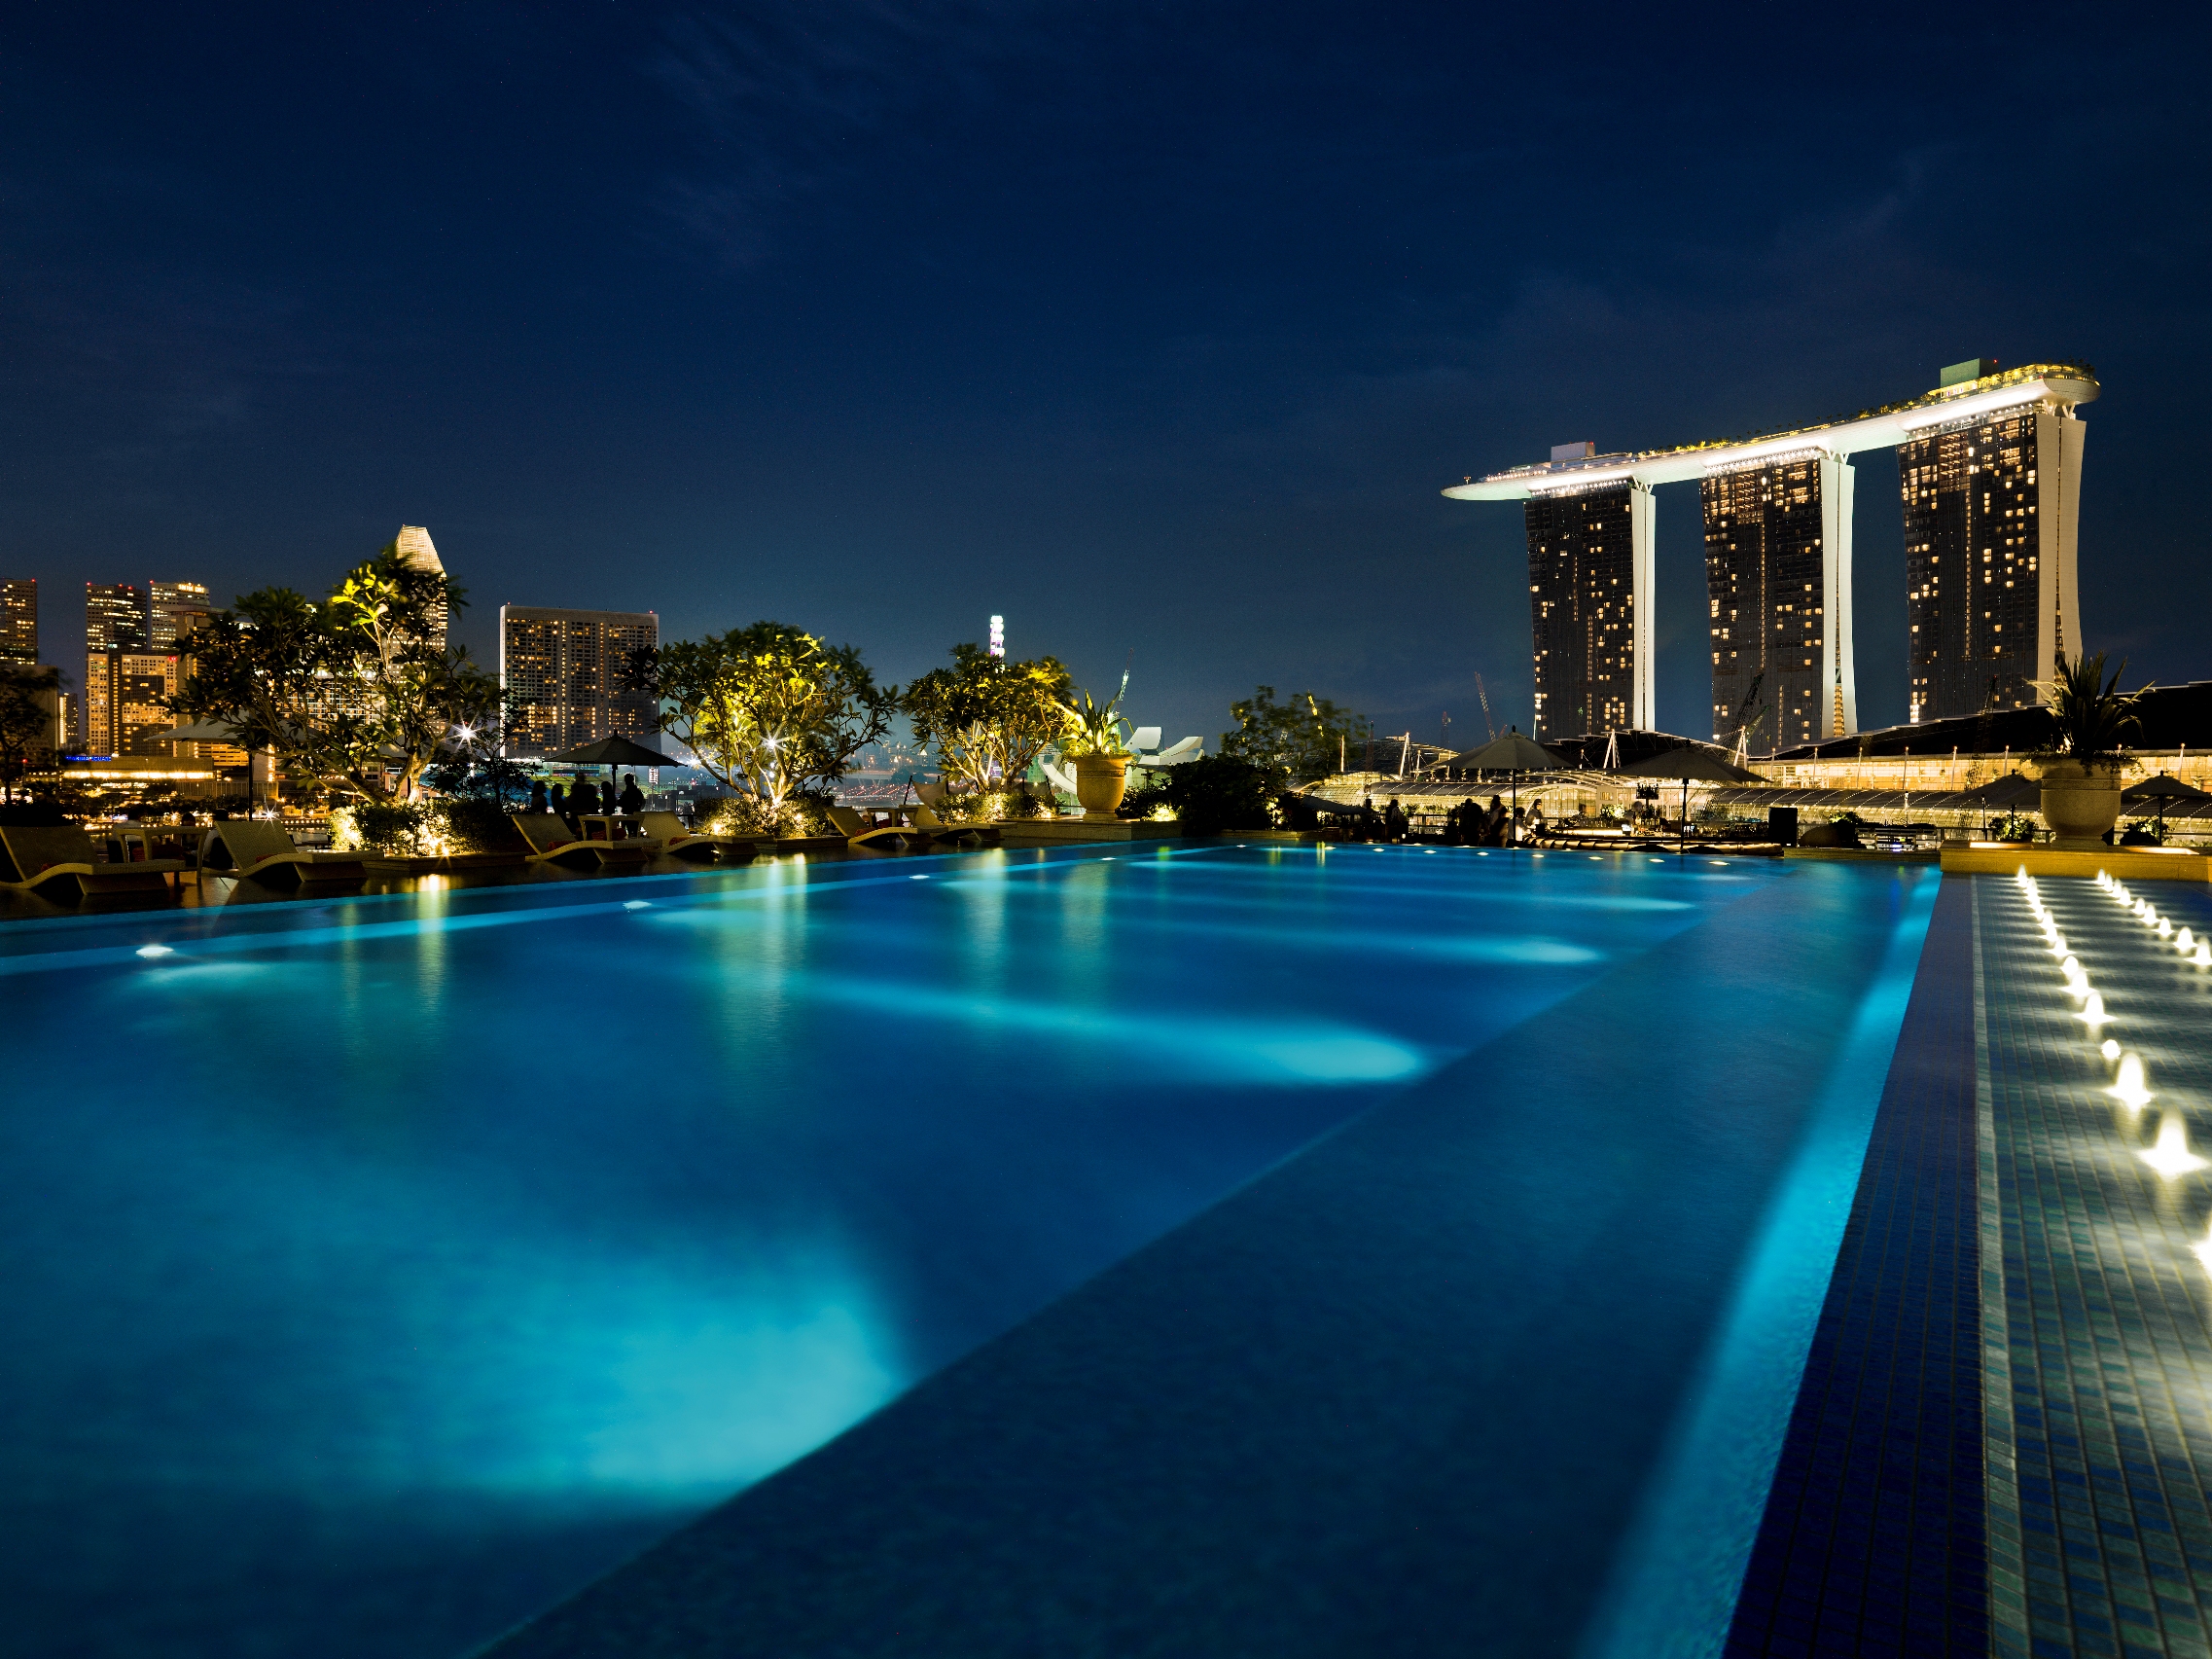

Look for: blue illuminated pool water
[0,845,1935,1657]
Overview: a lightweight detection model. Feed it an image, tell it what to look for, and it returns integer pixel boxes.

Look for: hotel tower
[1445,360,2096,748]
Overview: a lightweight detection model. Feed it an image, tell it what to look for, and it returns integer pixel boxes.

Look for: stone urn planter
[2035,757,2124,849]
[1073,754,1130,820]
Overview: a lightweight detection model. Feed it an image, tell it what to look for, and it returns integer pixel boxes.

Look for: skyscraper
[1523,479,1652,740]
[1702,452,1858,749]
[1444,362,2095,737]
[499,605,660,757]
[86,582,147,652]
[81,581,209,757]
[392,525,448,649]
[1,578,35,665]
[148,581,213,649]
[1899,380,2086,722]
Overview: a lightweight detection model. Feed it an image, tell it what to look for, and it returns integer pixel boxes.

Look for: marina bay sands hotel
[1443,359,2098,749]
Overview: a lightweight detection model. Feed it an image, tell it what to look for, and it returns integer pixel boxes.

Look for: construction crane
[1474,672,1497,742]
[1729,672,1766,766]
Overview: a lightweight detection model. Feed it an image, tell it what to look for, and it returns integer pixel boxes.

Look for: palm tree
[2040,651,2141,765]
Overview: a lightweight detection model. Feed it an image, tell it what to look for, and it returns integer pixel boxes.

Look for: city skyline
[2,9,2206,750]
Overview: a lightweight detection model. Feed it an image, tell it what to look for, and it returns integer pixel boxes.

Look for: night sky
[5,3,2207,751]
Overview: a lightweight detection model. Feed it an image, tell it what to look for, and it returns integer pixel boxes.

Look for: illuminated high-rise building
[1899,365,2087,722]
[1523,461,1653,740]
[148,581,213,649]
[499,605,660,756]
[392,525,448,649]
[1702,452,1857,749]
[1444,363,2097,735]
[2,578,35,665]
[86,582,147,652]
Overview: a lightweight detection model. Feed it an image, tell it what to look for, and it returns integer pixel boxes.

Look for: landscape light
[2138,1113,2208,1178]
[2107,1053,2153,1110]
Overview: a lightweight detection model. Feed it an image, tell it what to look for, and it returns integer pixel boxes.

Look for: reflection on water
[0,845,1748,1658]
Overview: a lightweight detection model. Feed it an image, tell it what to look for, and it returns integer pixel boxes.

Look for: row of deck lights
[2016,867,2212,1271]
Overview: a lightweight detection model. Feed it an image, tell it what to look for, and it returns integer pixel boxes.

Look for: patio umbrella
[1450,727,1566,847]
[548,735,679,811]
[2121,772,2211,837]
[1968,772,2042,809]
[1616,746,1763,853]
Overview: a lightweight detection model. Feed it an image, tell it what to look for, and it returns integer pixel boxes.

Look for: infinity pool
[0,845,1934,1657]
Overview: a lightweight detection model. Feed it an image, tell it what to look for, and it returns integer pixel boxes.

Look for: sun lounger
[510,812,659,866]
[0,823,186,898]
[908,806,1001,846]
[637,811,756,861]
[200,820,367,887]
[823,806,920,849]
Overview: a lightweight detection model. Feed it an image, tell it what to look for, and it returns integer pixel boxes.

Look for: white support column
[2035,409,2087,684]
[1817,454,1859,737]
[1629,478,1655,731]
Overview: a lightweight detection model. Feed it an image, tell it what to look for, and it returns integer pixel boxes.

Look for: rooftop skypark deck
[1442,362,2100,501]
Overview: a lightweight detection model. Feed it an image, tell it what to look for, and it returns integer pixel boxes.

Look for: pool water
[0,845,1931,1657]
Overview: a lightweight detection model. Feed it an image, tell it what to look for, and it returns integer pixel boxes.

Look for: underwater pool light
[2077,991,2110,1029]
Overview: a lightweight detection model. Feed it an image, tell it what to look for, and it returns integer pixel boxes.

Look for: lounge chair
[637,811,756,862]
[823,806,919,849]
[908,805,1000,846]
[0,822,186,898]
[199,820,368,887]
[509,812,660,866]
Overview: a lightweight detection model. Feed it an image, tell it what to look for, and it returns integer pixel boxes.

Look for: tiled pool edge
[1725,877,1989,1657]
[1978,882,2029,1658]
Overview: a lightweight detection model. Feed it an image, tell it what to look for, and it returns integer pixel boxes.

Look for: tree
[634,622,898,817]
[421,692,532,806]
[1221,685,1365,786]
[0,664,63,802]
[903,642,1072,794]
[1154,753,1277,834]
[169,544,498,804]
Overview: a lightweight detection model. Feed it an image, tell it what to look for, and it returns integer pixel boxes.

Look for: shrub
[1157,755,1277,835]
[439,797,523,852]
[329,798,524,855]
[331,802,428,854]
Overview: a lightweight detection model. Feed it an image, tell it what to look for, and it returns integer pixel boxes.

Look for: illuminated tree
[634,622,898,819]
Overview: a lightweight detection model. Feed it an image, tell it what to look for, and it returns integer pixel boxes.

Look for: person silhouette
[619,773,645,815]
[528,779,549,814]
[548,781,567,816]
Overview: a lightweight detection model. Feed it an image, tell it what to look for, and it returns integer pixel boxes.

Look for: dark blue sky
[4,3,2206,748]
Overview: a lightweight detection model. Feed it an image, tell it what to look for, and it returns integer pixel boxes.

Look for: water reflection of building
[498,604,660,756]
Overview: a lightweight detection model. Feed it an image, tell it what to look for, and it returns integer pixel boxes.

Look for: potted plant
[1057,687,1132,820]
[2033,651,2141,848]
